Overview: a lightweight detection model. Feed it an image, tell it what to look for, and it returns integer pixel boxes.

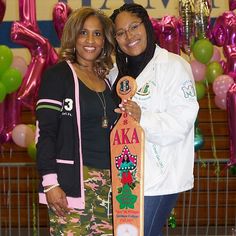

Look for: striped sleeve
[35,64,65,178]
[36,99,62,112]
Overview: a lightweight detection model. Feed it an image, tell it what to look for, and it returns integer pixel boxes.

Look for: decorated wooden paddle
[110,76,145,236]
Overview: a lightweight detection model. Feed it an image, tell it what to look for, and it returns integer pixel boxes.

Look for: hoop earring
[74,47,76,54]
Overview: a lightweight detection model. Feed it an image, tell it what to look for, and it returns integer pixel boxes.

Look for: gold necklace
[96,91,109,128]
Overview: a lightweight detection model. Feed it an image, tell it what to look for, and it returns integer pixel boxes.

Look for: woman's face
[114,11,147,57]
[76,15,104,65]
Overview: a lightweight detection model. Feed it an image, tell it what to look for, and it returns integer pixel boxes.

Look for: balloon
[229,0,236,11]
[215,95,227,110]
[52,2,72,40]
[12,124,35,148]
[195,82,206,100]
[210,46,221,63]
[0,0,6,23]
[11,0,58,111]
[150,17,159,43]
[18,0,40,33]
[212,11,236,47]
[192,39,214,64]
[1,68,22,93]
[11,56,28,76]
[0,45,13,76]
[226,83,236,166]
[179,0,195,55]
[0,82,6,102]
[223,45,236,79]
[27,142,36,160]
[194,126,204,151]
[190,60,206,82]
[0,102,4,134]
[212,74,234,98]
[229,165,236,175]
[28,124,36,132]
[0,92,21,144]
[156,16,181,55]
[205,61,224,84]
[194,0,212,39]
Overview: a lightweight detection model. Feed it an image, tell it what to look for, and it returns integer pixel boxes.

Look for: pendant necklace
[96,91,109,128]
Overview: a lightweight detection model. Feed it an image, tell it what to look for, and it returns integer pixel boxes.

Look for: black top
[79,79,117,169]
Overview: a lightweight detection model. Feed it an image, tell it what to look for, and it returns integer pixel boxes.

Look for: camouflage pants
[49,166,113,236]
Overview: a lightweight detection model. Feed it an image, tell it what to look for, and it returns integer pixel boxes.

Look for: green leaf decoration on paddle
[116,184,137,209]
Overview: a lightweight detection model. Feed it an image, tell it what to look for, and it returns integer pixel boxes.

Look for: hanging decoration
[179,0,195,55]
[194,0,212,39]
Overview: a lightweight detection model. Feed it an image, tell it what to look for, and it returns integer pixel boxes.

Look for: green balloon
[0,45,13,76]
[27,142,37,160]
[0,68,22,94]
[0,82,6,102]
[195,82,206,100]
[206,61,223,84]
[229,165,236,175]
[193,39,214,64]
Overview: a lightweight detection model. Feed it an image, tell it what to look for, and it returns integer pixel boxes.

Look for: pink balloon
[11,0,58,111]
[12,124,35,148]
[190,60,207,82]
[53,2,72,40]
[214,95,227,110]
[210,46,221,62]
[18,0,40,33]
[0,0,6,23]
[229,0,236,11]
[226,83,236,166]
[11,56,28,76]
[155,16,181,55]
[223,45,236,79]
[212,11,236,47]
[0,92,21,144]
[150,17,159,42]
[213,74,234,98]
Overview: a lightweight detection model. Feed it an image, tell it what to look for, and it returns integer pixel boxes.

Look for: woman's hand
[45,186,69,217]
[115,99,141,123]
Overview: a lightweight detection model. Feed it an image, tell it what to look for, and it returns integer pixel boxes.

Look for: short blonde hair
[59,7,115,78]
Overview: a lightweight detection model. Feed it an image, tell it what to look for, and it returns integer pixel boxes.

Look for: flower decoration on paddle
[116,146,137,186]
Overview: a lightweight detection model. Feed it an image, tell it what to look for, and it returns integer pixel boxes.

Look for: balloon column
[11,0,58,111]
[0,45,24,143]
[211,10,236,167]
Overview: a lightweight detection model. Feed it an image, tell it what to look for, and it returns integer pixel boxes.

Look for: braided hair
[110,3,156,102]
